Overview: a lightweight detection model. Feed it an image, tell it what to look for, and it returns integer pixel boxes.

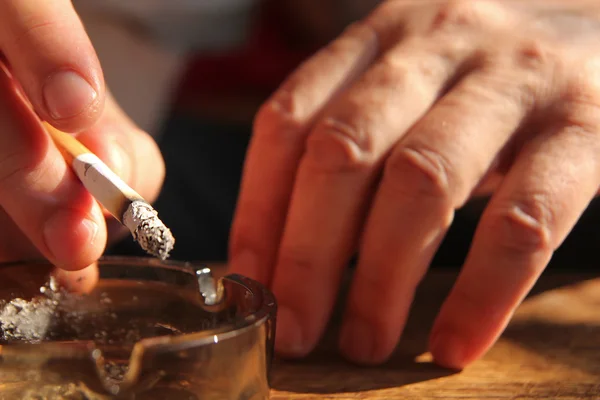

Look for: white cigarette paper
[72,153,140,222]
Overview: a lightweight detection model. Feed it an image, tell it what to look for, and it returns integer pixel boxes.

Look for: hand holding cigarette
[45,123,174,260]
[0,0,166,282]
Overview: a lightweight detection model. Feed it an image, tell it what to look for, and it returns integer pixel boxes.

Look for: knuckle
[378,44,444,89]
[385,144,454,203]
[370,55,414,86]
[304,116,375,172]
[433,0,477,27]
[487,195,554,254]
[512,39,556,74]
[492,40,560,107]
[254,88,308,146]
[429,0,501,32]
[380,35,471,87]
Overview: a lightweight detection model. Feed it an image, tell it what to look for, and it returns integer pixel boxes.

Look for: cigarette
[43,122,175,260]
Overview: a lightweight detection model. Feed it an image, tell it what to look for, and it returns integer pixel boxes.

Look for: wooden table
[269,270,600,399]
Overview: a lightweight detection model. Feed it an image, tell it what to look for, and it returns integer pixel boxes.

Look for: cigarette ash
[0,277,60,342]
[122,201,175,260]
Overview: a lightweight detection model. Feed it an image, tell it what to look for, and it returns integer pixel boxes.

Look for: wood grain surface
[269,271,600,399]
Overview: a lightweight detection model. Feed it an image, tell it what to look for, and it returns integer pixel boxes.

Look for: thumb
[0,0,104,133]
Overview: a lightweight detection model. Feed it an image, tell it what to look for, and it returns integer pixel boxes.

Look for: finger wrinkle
[257,89,310,144]
[487,196,555,254]
[305,117,378,173]
[385,145,454,204]
[6,20,57,49]
[11,153,64,195]
[0,135,50,194]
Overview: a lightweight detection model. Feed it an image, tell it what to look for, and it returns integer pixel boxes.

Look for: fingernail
[44,211,99,264]
[80,218,99,244]
[275,306,307,357]
[430,329,466,370]
[339,317,375,364]
[44,70,97,120]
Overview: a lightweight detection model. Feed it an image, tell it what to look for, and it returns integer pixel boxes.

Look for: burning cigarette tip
[123,201,175,260]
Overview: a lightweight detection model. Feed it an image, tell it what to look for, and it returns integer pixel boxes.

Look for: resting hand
[230,0,600,368]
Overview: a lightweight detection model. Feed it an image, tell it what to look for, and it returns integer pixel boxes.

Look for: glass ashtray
[0,256,277,399]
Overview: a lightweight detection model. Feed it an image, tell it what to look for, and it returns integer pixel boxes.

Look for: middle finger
[340,65,540,364]
[271,34,476,357]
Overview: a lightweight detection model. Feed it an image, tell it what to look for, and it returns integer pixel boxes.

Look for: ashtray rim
[0,255,278,349]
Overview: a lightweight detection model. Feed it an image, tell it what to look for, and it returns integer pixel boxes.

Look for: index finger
[0,0,104,132]
[228,21,380,284]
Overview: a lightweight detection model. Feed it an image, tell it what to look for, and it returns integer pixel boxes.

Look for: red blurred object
[175,3,316,104]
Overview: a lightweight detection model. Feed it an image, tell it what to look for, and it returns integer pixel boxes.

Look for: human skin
[228,0,600,369]
[2,0,599,371]
[0,1,164,291]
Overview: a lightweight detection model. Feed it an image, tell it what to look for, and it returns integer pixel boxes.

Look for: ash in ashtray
[0,275,224,346]
[0,277,62,343]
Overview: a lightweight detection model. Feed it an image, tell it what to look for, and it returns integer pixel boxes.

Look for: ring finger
[340,66,539,364]
[430,102,600,368]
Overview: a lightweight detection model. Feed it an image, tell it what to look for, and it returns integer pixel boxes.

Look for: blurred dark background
[72,0,600,269]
